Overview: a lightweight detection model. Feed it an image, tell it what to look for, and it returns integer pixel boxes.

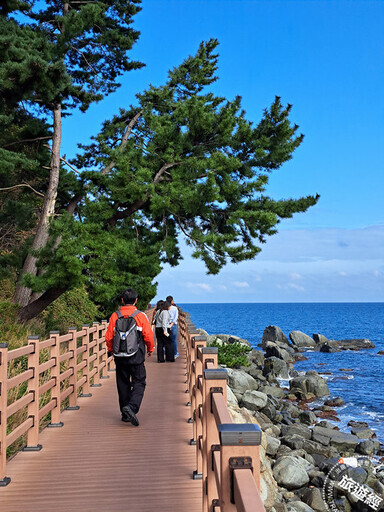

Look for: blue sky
[61,0,384,303]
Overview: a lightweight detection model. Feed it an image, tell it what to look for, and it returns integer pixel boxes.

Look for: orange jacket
[105,305,155,354]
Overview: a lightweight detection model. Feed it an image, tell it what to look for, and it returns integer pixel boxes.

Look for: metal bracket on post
[192,470,203,480]
[212,499,220,511]
[229,456,253,503]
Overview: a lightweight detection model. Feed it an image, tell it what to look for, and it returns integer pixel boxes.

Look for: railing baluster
[66,327,79,410]
[24,336,42,452]
[79,325,92,397]
[48,331,63,427]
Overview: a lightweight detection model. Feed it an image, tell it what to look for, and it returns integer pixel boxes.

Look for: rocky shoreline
[199,326,384,512]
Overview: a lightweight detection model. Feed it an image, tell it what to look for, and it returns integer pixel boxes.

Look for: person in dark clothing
[105,288,154,426]
[154,299,174,362]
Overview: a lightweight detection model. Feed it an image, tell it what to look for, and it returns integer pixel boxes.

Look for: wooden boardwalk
[0,348,201,512]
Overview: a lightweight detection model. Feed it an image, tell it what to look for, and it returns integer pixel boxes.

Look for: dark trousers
[156,328,175,362]
[114,358,146,414]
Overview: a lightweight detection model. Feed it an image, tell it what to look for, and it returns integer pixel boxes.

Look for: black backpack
[112,310,141,357]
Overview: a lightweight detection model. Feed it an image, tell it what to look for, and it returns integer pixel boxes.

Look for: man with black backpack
[105,288,154,426]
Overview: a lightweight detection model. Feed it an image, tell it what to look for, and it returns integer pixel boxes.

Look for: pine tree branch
[0,183,45,198]
[100,110,143,175]
[3,136,51,148]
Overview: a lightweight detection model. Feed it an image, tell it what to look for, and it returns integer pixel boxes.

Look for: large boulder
[264,356,290,379]
[247,349,265,367]
[301,488,327,512]
[289,331,316,349]
[313,333,329,344]
[226,368,258,395]
[338,338,375,350]
[312,426,359,453]
[241,389,268,411]
[265,341,294,362]
[290,371,329,398]
[262,325,289,348]
[272,456,310,489]
[262,385,286,399]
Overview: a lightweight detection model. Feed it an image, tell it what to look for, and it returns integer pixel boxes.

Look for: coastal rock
[259,446,279,510]
[324,397,345,407]
[241,390,268,411]
[226,368,258,395]
[272,456,310,489]
[312,426,359,453]
[289,372,329,398]
[265,342,294,362]
[264,357,290,379]
[262,326,289,348]
[356,439,380,455]
[289,331,316,349]
[286,503,315,512]
[319,341,340,353]
[247,349,265,367]
[262,385,286,399]
[338,338,375,350]
[226,384,239,408]
[300,488,327,512]
[299,410,318,425]
[313,333,329,344]
[378,350,384,355]
[281,424,312,440]
[350,427,376,439]
[266,434,281,456]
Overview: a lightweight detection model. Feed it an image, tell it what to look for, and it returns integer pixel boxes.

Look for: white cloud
[232,281,250,288]
[288,283,305,292]
[154,225,384,302]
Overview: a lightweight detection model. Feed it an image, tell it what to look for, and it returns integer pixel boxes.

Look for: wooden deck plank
[0,348,202,512]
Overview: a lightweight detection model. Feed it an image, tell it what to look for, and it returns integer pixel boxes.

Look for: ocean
[179,303,384,442]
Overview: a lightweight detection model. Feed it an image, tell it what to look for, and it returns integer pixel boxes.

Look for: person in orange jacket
[105,288,154,426]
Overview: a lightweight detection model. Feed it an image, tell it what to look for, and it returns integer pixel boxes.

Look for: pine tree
[0,1,143,307]
[16,39,319,321]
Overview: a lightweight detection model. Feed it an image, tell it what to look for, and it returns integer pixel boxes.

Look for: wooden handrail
[179,311,265,512]
[0,320,110,486]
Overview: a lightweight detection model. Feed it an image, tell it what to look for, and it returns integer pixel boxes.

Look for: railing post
[0,343,10,486]
[48,331,64,427]
[100,321,109,379]
[218,424,262,512]
[23,336,42,451]
[79,325,92,397]
[202,364,227,512]
[66,327,79,410]
[190,336,207,451]
[91,322,101,387]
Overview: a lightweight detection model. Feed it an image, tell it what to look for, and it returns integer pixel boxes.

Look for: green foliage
[1,24,319,321]
[209,341,251,368]
[44,286,99,333]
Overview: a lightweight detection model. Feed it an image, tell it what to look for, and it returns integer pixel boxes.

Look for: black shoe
[122,404,139,426]
[121,413,131,423]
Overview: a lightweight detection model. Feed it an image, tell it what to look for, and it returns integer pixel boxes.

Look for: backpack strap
[129,310,141,319]
[116,310,123,318]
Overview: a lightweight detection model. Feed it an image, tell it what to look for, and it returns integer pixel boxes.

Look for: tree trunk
[18,287,67,323]
[13,105,62,307]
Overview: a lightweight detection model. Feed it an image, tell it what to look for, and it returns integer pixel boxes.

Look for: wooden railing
[179,311,265,512]
[0,321,111,486]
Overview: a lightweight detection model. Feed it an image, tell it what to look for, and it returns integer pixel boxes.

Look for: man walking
[166,295,179,359]
[105,288,154,426]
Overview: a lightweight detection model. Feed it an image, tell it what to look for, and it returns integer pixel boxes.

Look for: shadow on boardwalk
[0,350,201,512]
